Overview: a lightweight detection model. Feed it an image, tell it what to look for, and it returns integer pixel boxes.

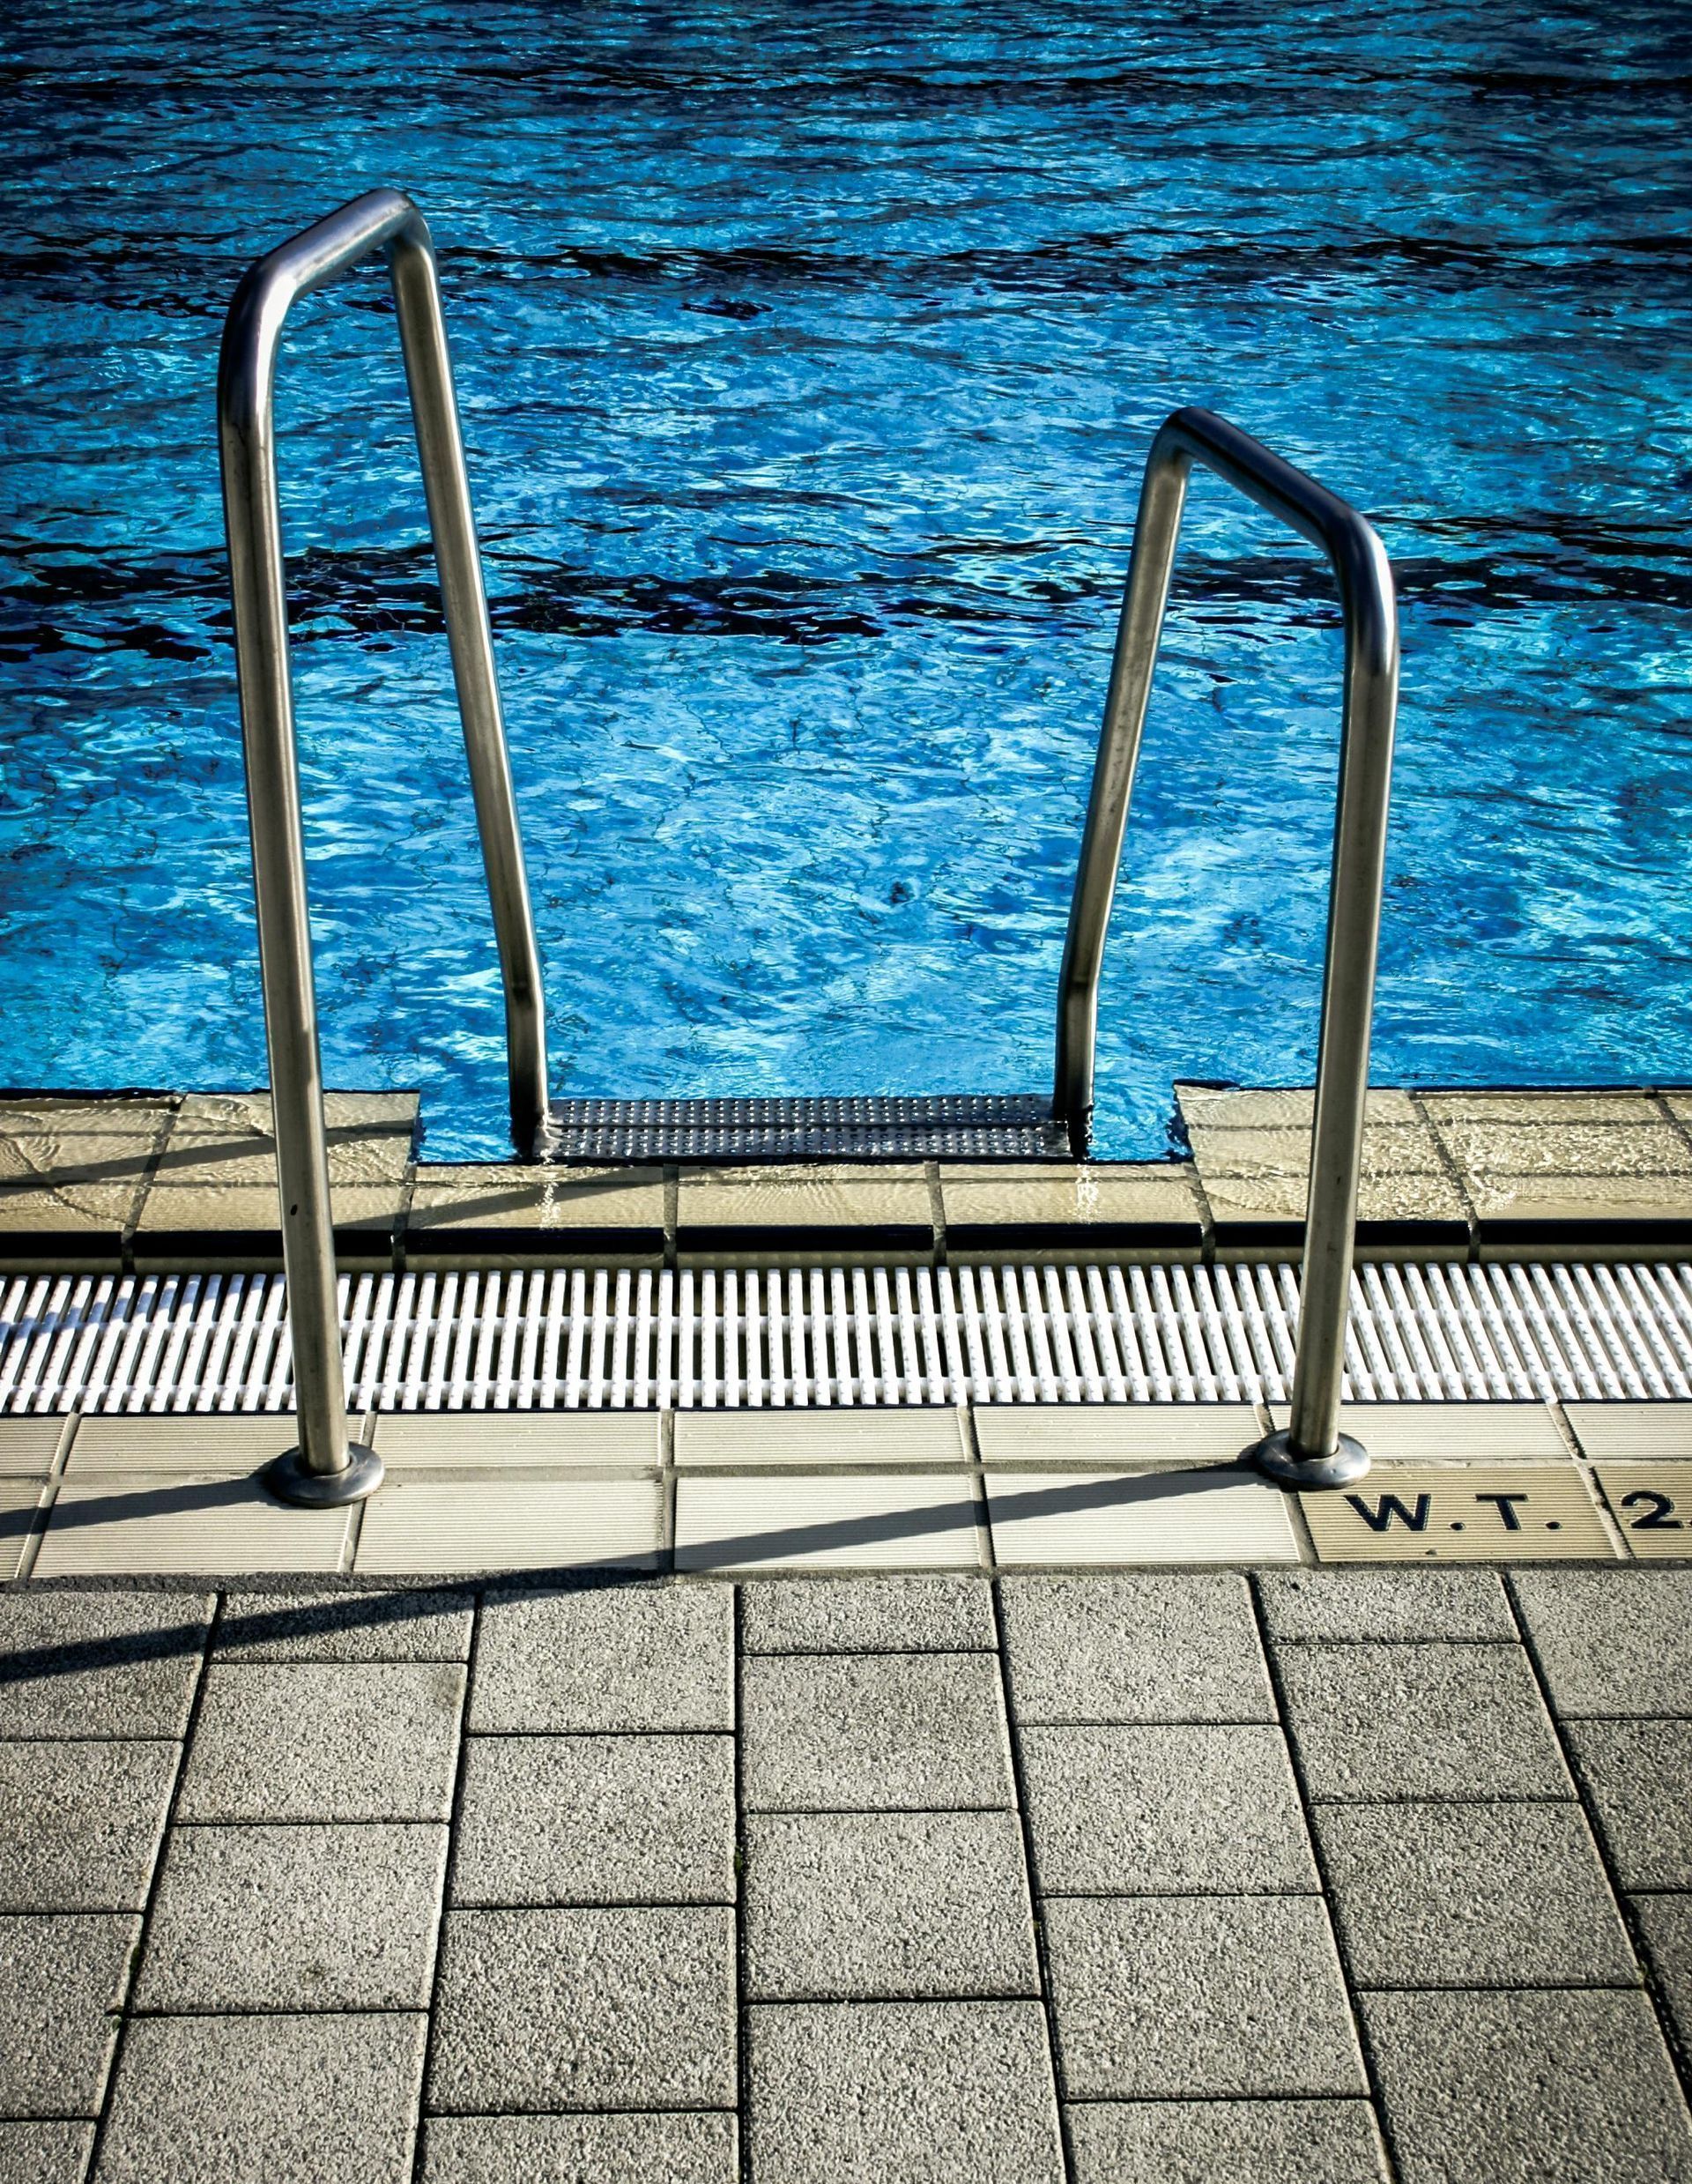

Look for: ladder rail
[1053,406,1399,1474]
[218,188,549,1491]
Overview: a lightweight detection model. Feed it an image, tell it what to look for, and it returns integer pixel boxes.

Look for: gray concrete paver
[1020,1723,1314,1894]
[1563,1720,1692,1888]
[1316,1801,1637,1987]
[1274,1643,1570,1801]
[747,2000,1063,2184]
[1631,1893,1692,2052]
[0,1590,212,1737]
[451,1734,734,1905]
[1362,1987,1692,2182]
[0,1913,137,2117]
[214,1588,472,1662]
[0,2121,95,2184]
[136,1824,446,2010]
[999,1573,1273,1723]
[1066,2099,1390,2183]
[176,1662,464,1822]
[94,2010,426,2184]
[427,1905,735,2113]
[1043,1894,1364,2099]
[1511,1571,1692,1716]
[741,1653,1012,1810]
[0,1742,177,1912]
[744,1809,1036,1999]
[419,2113,738,2183]
[470,1585,731,1731]
[1258,1568,1516,1644]
[741,1577,994,1654]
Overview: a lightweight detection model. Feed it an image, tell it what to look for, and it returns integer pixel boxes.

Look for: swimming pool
[3,3,1688,1158]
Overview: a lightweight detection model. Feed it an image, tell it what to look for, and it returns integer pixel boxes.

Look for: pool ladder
[218,190,1398,1505]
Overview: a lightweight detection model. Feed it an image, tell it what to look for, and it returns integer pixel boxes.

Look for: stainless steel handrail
[1053,406,1399,1488]
[218,188,550,1504]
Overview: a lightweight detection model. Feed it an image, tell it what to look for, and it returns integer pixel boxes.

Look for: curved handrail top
[218,189,430,439]
[1155,405,1398,680]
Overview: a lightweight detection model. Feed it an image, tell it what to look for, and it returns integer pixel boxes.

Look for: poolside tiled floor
[3,1570,1688,2181]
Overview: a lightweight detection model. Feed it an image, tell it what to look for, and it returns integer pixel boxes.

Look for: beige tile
[1300,1465,1613,1563]
[354,1477,661,1574]
[1434,1120,1691,1182]
[941,1165,1203,1253]
[132,1182,402,1267]
[1566,1405,1692,1463]
[1591,1466,1692,1559]
[149,1091,418,1186]
[1185,1122,1449,1180]
[1467,1175,1692,1228]
[1656,1090,1692,1126]
[65,1416,301,1477]
[0,1188,140,1266]
[0,1482,41,1578]
[34,1477,351,1575]
[677,1168,932,1259]
[675,1473,984,1573]
[674,1408,968,1468]
[0,1097,176,1185]
[1420,1090,1666,1127]
[1268,1403,1570,1466]
[1175,1085,1420,1129]
[0,1418,63,1478]
[406,1166,664,1261]
[972,1405,1264,1468]
[984,1467,1300,1565]
[371,1411,660,1467]
[1200,1171,1471,1232]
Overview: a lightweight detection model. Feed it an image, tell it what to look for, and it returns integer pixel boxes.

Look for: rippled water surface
[3,4,1689,1155]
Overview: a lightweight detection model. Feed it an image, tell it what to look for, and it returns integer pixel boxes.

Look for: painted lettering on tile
[1303,1464,1614,1564]
[1590,1464,1692,1562]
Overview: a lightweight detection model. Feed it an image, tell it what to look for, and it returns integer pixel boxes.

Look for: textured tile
[1566,1404,1692,1463]
[741,1576,995,1653]
[64,1418,299,1477]
[0,1098,174,1258]
[369,1412,660,1467]
[1258,1567,1517,1643]
[1467,1173,1692,1244]
[1067,2099,1389,2184]
[427,1905,735,2112]
[471,1586,731,1732]
[999,1571,1273,1722]
[177,1662,464,1822]
[404,1165,664,1259]
[34,1478,350,1577]
[1430,1118,1690,1181]
[1317,1801,1636,1986]
[0,1489,37,1580]
[1594,1465,1692,1556]
[1276,1643,1570,1801]
[150,1092,417,1184]
[0,1420,62,1479]
[941,1164,1202,1253]
[1563,1720,1692,1887]
[1020,1724,1315,1893]
[1187,1118,1447,1179]
[352,1478,661,1575]
[452,1735,734,1905]
[215,1587,472,1662]
[1044,1893,1363,2098]
[744,1809,1035,1999]
[0,1589,212,1736]
[0,1913,137,2116]
[1176,1086,1421,1131]
[136,1824,446,2009]
[0,2121,94,2183]
[742,1652,1012,1810]
[419,2113,738,2184]
[1419,1091,1664,1128]
[131,1182,403,1267]
[95,2010,426,2184]
[1300,1466,1612,1563]
[1200,1171,1470,1240]
[0,1742,177,1912]
[984,1467,1300,1564]
[676,1167,931,1258]
[973,1406,1264,1468]
[1362,1987,1692,2183]
[1631,1892,1692,2050]
[676,1473,983,1573]
[1510,1570,1692,1714]
[673,1408,968,1467]
[1271,1403,1569,1464]
[748,2000,1063,2184]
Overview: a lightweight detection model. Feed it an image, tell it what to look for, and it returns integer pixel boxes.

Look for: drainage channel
[3,1260,1691,1416]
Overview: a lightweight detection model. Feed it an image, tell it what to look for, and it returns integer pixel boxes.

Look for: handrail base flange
[265,1444,385,1507]
[1249,1428,1369,1491]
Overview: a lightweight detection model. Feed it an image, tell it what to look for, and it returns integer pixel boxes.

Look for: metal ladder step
[542,1094,1068,1163]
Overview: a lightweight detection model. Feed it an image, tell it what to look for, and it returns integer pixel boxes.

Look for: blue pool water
[3,4,1689,1158]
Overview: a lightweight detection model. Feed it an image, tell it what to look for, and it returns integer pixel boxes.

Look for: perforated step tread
[542,1093,1067,1163]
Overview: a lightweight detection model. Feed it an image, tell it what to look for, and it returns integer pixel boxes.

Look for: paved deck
[2,1567,1690,2181]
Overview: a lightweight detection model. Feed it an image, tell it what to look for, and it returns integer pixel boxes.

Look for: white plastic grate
[4,1261,1692,1415]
